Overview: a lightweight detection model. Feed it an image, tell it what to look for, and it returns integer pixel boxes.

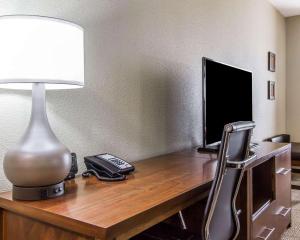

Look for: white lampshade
[0,15,84,90]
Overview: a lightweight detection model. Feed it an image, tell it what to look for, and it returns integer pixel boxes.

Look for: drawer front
[275,150,291,208]
[274,206,291,234]
[253,203,281,240]
[253,204,291,240]
[276,150,291,170]
[274,149,292,237]
[275,169,291,208]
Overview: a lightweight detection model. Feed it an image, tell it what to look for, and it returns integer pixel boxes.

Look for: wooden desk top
[0,142,290,240]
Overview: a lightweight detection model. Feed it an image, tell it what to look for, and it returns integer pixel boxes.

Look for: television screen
[203,58,252,145]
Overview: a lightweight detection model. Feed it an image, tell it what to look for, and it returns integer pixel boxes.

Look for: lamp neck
[19,82,58,148]
[30,83,48,124]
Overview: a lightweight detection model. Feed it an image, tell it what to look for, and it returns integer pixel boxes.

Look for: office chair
[132,121,256,240]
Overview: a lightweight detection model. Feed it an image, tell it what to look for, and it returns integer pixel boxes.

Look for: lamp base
[4,83,72,201]
[13,182,64,201]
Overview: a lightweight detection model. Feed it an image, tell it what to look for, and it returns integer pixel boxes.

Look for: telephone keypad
[96,154,133,170]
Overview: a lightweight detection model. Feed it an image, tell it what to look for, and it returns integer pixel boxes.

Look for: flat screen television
[202,57,252,148]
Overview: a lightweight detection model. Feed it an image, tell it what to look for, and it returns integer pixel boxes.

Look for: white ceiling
[268,0,300,17]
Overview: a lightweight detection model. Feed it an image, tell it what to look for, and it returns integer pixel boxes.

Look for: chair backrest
[264,134,290,143]
[202,121,256,240]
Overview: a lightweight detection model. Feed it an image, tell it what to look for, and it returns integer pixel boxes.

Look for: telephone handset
[82,153,135,181]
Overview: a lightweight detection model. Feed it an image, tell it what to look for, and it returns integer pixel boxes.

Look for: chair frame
[203,122,256,240]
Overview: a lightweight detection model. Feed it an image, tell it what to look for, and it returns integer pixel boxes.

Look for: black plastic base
[198,142,260,153]
[197,144,220,153]
[13,182,64,201]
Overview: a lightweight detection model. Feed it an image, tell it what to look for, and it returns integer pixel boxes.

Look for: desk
[0,142,291,240]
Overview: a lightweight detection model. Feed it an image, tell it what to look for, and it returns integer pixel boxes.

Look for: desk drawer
[275,150,291,208]
[274,206,291,234]
[253,203,280,240]
[275,168,291,208]
[276,150,291,170]
[254,205,291,240]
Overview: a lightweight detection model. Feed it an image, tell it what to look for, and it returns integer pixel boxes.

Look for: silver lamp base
[4,83,72,200]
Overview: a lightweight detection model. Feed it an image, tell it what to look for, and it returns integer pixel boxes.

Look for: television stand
[198,142,260,153]
[197,144,219,153]
[250,142,260,150]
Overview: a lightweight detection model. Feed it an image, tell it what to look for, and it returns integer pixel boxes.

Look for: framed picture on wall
[268,81,275,100]
[268,52,276,72]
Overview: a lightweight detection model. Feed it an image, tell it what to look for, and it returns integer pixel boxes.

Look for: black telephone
[82,153,135,181]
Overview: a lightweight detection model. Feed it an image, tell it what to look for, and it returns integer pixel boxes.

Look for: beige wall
[286,16,300,141]
[0,0,286,191]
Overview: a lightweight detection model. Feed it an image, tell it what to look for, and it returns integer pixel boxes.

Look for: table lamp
[0,15,84,200]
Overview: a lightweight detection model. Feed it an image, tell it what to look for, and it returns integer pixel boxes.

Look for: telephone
[82,153,135,181]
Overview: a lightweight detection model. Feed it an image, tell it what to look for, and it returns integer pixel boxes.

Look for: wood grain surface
[0,142,290,240]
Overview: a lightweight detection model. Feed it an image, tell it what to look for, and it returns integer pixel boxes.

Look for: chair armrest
[226,154,257,169]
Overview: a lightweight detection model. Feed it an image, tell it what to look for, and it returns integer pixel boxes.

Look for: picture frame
[268,52,276,72]
[268,81,275,100]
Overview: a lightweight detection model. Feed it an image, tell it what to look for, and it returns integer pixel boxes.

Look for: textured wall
[0,0,286,191]
[286,16,300,141]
